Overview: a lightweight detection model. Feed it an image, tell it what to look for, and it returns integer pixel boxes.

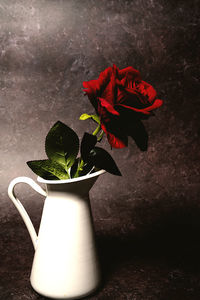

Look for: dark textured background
[0,0,200,299]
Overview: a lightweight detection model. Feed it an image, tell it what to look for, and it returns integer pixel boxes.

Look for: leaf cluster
[27,121,121,180]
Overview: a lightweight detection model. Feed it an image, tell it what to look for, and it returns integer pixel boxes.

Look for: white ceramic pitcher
[8,169,105,299]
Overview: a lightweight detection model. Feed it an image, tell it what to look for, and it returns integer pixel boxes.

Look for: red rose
[83,64,163,148]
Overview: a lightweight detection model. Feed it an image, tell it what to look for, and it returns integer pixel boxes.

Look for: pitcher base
[30,280,101,299]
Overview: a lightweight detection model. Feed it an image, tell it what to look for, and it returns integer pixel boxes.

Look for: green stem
[74,158,84,178]
[66,169,71,179]
[74,123,104,178]
[97,130,104,142]
[79,159,84,171]
[92,124,101,136]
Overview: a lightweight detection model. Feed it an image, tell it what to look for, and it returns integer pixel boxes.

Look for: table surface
[1,215,200,300]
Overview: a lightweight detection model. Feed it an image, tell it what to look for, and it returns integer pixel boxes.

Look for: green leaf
[45,121,79,169]
[81,133,97,161]
[27,160,70,180]
[79,114,100,125]
[90,147,121,176]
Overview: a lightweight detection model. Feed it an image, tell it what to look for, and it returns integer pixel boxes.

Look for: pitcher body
[8,170,105,299]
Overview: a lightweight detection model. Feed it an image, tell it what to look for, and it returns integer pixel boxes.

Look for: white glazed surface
[37,169,105,184]
[8,170,105,299]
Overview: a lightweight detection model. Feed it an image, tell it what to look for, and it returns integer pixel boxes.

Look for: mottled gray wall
[0,1,200,297]
[1,0,200,230]
[1,0,200,226]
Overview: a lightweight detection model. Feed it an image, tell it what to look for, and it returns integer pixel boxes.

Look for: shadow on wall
[97,198,200,277]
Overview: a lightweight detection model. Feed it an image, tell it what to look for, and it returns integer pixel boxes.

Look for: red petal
[145,83,157,102]
[133,80,157,103]
[101,71,116,106]
[123,84,157,106]
[118,98,163,114]
[118,67,141,81]
[116,86,145,109]
[144,99,163,111]
[107,132,128,148]
[98,97,119,116]
[98,66,113,86]
[100,121,127,149]
[118,103,151,115]
[83,79,100,100]
[83,66,113,100]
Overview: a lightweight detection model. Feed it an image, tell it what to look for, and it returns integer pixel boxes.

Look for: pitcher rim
[37,169,106,184]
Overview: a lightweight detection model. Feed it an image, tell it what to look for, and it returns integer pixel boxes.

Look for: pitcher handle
[8,176,47,250]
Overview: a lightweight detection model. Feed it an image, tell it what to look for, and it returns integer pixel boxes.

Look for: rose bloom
[83,64,163,148]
